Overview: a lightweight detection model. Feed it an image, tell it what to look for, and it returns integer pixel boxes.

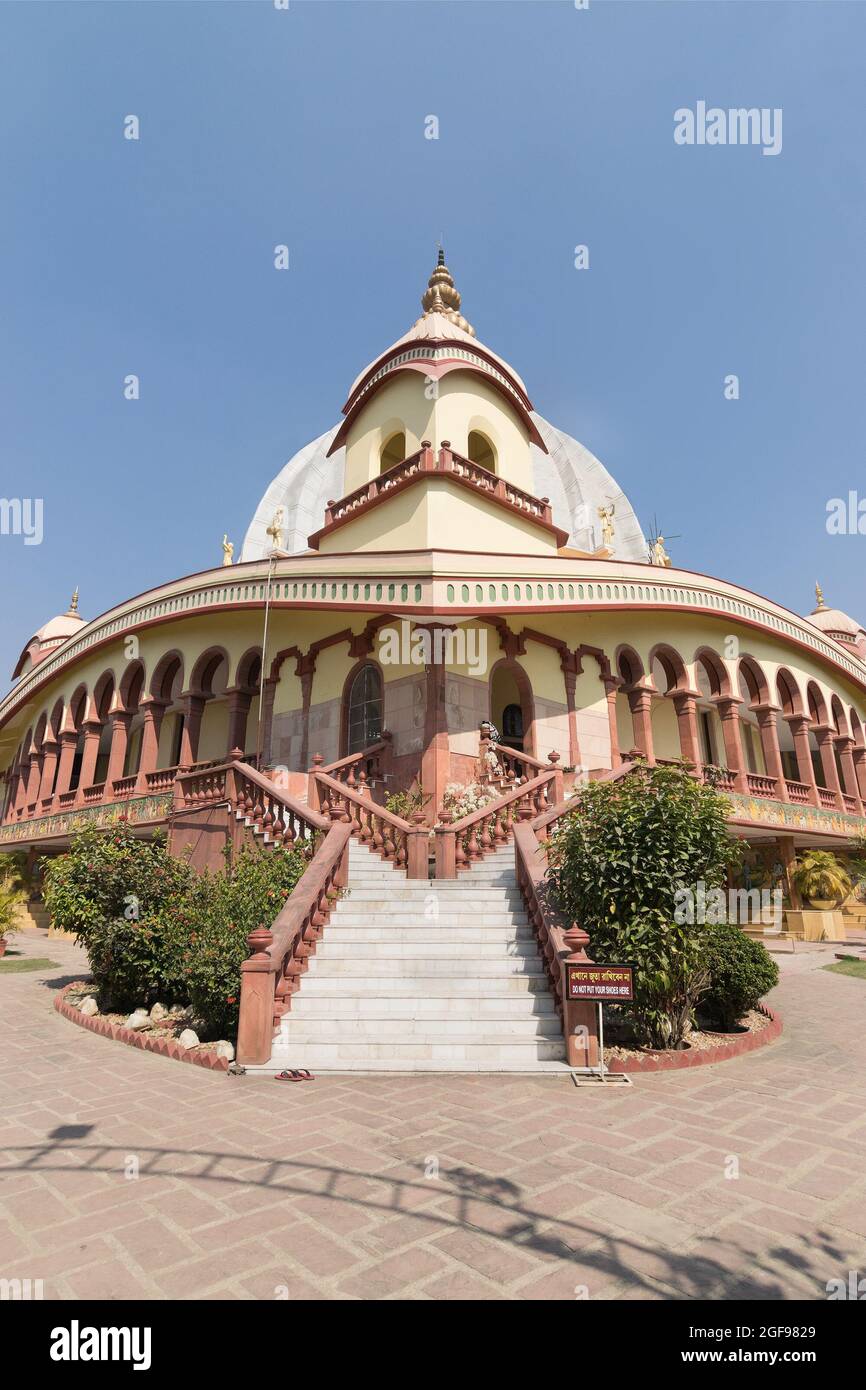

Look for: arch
[489,657,536,757]
[467,429,497,474]
[830,694,849,737]
[92,671,116,722]
[614,644,644,690]
[150,651,184,705]
[851,709,865,750]
[32,712,47,753]
[66,684,88,733]
[648,644,688,695]
[341,660,384,756]
[190,646,230,697]
[775,668,803,717]
[737,655,770,708]
[119,660,145,714]
[806,681,828,727]
[48,697,65,740]
[380,430,406,473]
[235,647,263,694]
[694,647,731,699]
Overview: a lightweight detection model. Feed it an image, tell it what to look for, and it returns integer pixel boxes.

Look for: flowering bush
[440,781,499,822]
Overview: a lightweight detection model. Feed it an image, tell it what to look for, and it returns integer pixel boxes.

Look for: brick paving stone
[2,934,866,1300]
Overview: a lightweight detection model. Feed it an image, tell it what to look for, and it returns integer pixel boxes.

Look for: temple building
[2,253,865,1070]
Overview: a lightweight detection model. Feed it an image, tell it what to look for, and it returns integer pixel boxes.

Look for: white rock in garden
[79,997,99,1017]
[214,1040,235,1061]
[125,1009,151,1030]
[150,1002,169,1022]
[177,1028,199,1050]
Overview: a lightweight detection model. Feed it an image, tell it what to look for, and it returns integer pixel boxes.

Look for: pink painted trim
[606,1004,781,1074]
[54,983,230,1073]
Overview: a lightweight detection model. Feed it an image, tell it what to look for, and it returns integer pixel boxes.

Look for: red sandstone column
[135,699,167,793]
[714,697,747,791]
[421,629,451,823]
[603,677,621,769]
[53,730,79,802]
[785,714,820,806]
[179,695,206,767]
[105,711,132,792]
[560,658,582,769]
[626,689,655,764]
[777,835,802,911]
[226,689,252,756]
[75,720,103,802]
[671,691,701,767]
[853,746,866,802]
[25,751,43,812]
[296,655,316,771]
[37,737,59,808]
[754,705,788,800]
[814,725,842,806]
[835,735,862,811]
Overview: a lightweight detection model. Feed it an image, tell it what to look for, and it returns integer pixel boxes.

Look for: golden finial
[815,581,826,609]
[419,247,475,337]
[68,587,79,614]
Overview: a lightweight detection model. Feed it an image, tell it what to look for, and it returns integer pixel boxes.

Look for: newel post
[307,753,323,812]
[561,923,599,1069]
[434,809,456,880]
[406,811,429,880]
[547,751,563,804]
[237,927,277,1066]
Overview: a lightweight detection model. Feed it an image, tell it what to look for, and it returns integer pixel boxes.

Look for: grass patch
[0,956,60,974]
[823,958,866,980]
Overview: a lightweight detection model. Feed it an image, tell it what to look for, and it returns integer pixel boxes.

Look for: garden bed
[605,1005,781,1073]
[55,982,233,1072]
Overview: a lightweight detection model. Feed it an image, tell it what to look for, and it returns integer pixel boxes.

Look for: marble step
[297,974,551,995]
[312,940,540,960]
[323,926,535,943]
[281,1015,563,1039]
[285,993,557,1018]
[269,1037,567,1065]
[303,955,546,976]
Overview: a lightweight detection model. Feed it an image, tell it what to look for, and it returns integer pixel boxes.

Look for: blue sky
[1,0,864,674]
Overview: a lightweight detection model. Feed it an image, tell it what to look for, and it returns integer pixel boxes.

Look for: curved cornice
[2,553,864,731]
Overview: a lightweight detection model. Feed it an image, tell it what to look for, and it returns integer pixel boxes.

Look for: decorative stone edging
[54,983,230,1073]
[606,1004,781,1074]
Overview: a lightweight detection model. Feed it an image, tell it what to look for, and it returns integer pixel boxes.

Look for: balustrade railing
[311,769,428,877]
[308,738,390,810]
[746,772,778,798]
[818,786,839,811]
[112,775,138,798]
[435,766,560,878]
[785,779,812,805]
[842,792,860,815]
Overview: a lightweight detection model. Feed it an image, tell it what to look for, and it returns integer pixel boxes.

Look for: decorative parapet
[0,792,172,844]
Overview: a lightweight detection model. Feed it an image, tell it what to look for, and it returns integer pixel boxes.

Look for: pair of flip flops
[275,1068,315,1082]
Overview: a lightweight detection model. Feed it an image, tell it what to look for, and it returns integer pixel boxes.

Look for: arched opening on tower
[380,431,406,473]
[467,430,496,474]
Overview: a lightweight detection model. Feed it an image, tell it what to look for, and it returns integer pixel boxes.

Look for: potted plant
[791,851,852,909]
[0,874,26,957]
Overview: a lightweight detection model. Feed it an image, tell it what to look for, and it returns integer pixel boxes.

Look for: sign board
[566,963,634,1002]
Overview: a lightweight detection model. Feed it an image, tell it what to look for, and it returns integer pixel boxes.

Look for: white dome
[242,414,646,563]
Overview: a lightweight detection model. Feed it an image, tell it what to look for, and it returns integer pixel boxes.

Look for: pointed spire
[67,587,79,615]
[815,581,826,610]
[419,247,475,337]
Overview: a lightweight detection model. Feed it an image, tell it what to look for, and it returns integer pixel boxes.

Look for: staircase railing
[478,732,552,786]
[434,765,561,878]
[512,810,598,1069]
[307,736,391,810]
[236,817,352,1065]
[175,757,331,850]
[311,769,429,878]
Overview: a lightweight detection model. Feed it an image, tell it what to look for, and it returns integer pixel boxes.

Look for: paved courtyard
[1,931,865,1301]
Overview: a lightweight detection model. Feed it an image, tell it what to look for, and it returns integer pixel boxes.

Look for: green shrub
[547,762,741,1048]
[169,844,310,1039]
[42,826,194,1011]
[698,925,779,1030]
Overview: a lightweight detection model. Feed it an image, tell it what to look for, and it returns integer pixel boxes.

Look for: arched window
[380,431,406,473]
[467,430,496,474]
[346,664,383,754]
